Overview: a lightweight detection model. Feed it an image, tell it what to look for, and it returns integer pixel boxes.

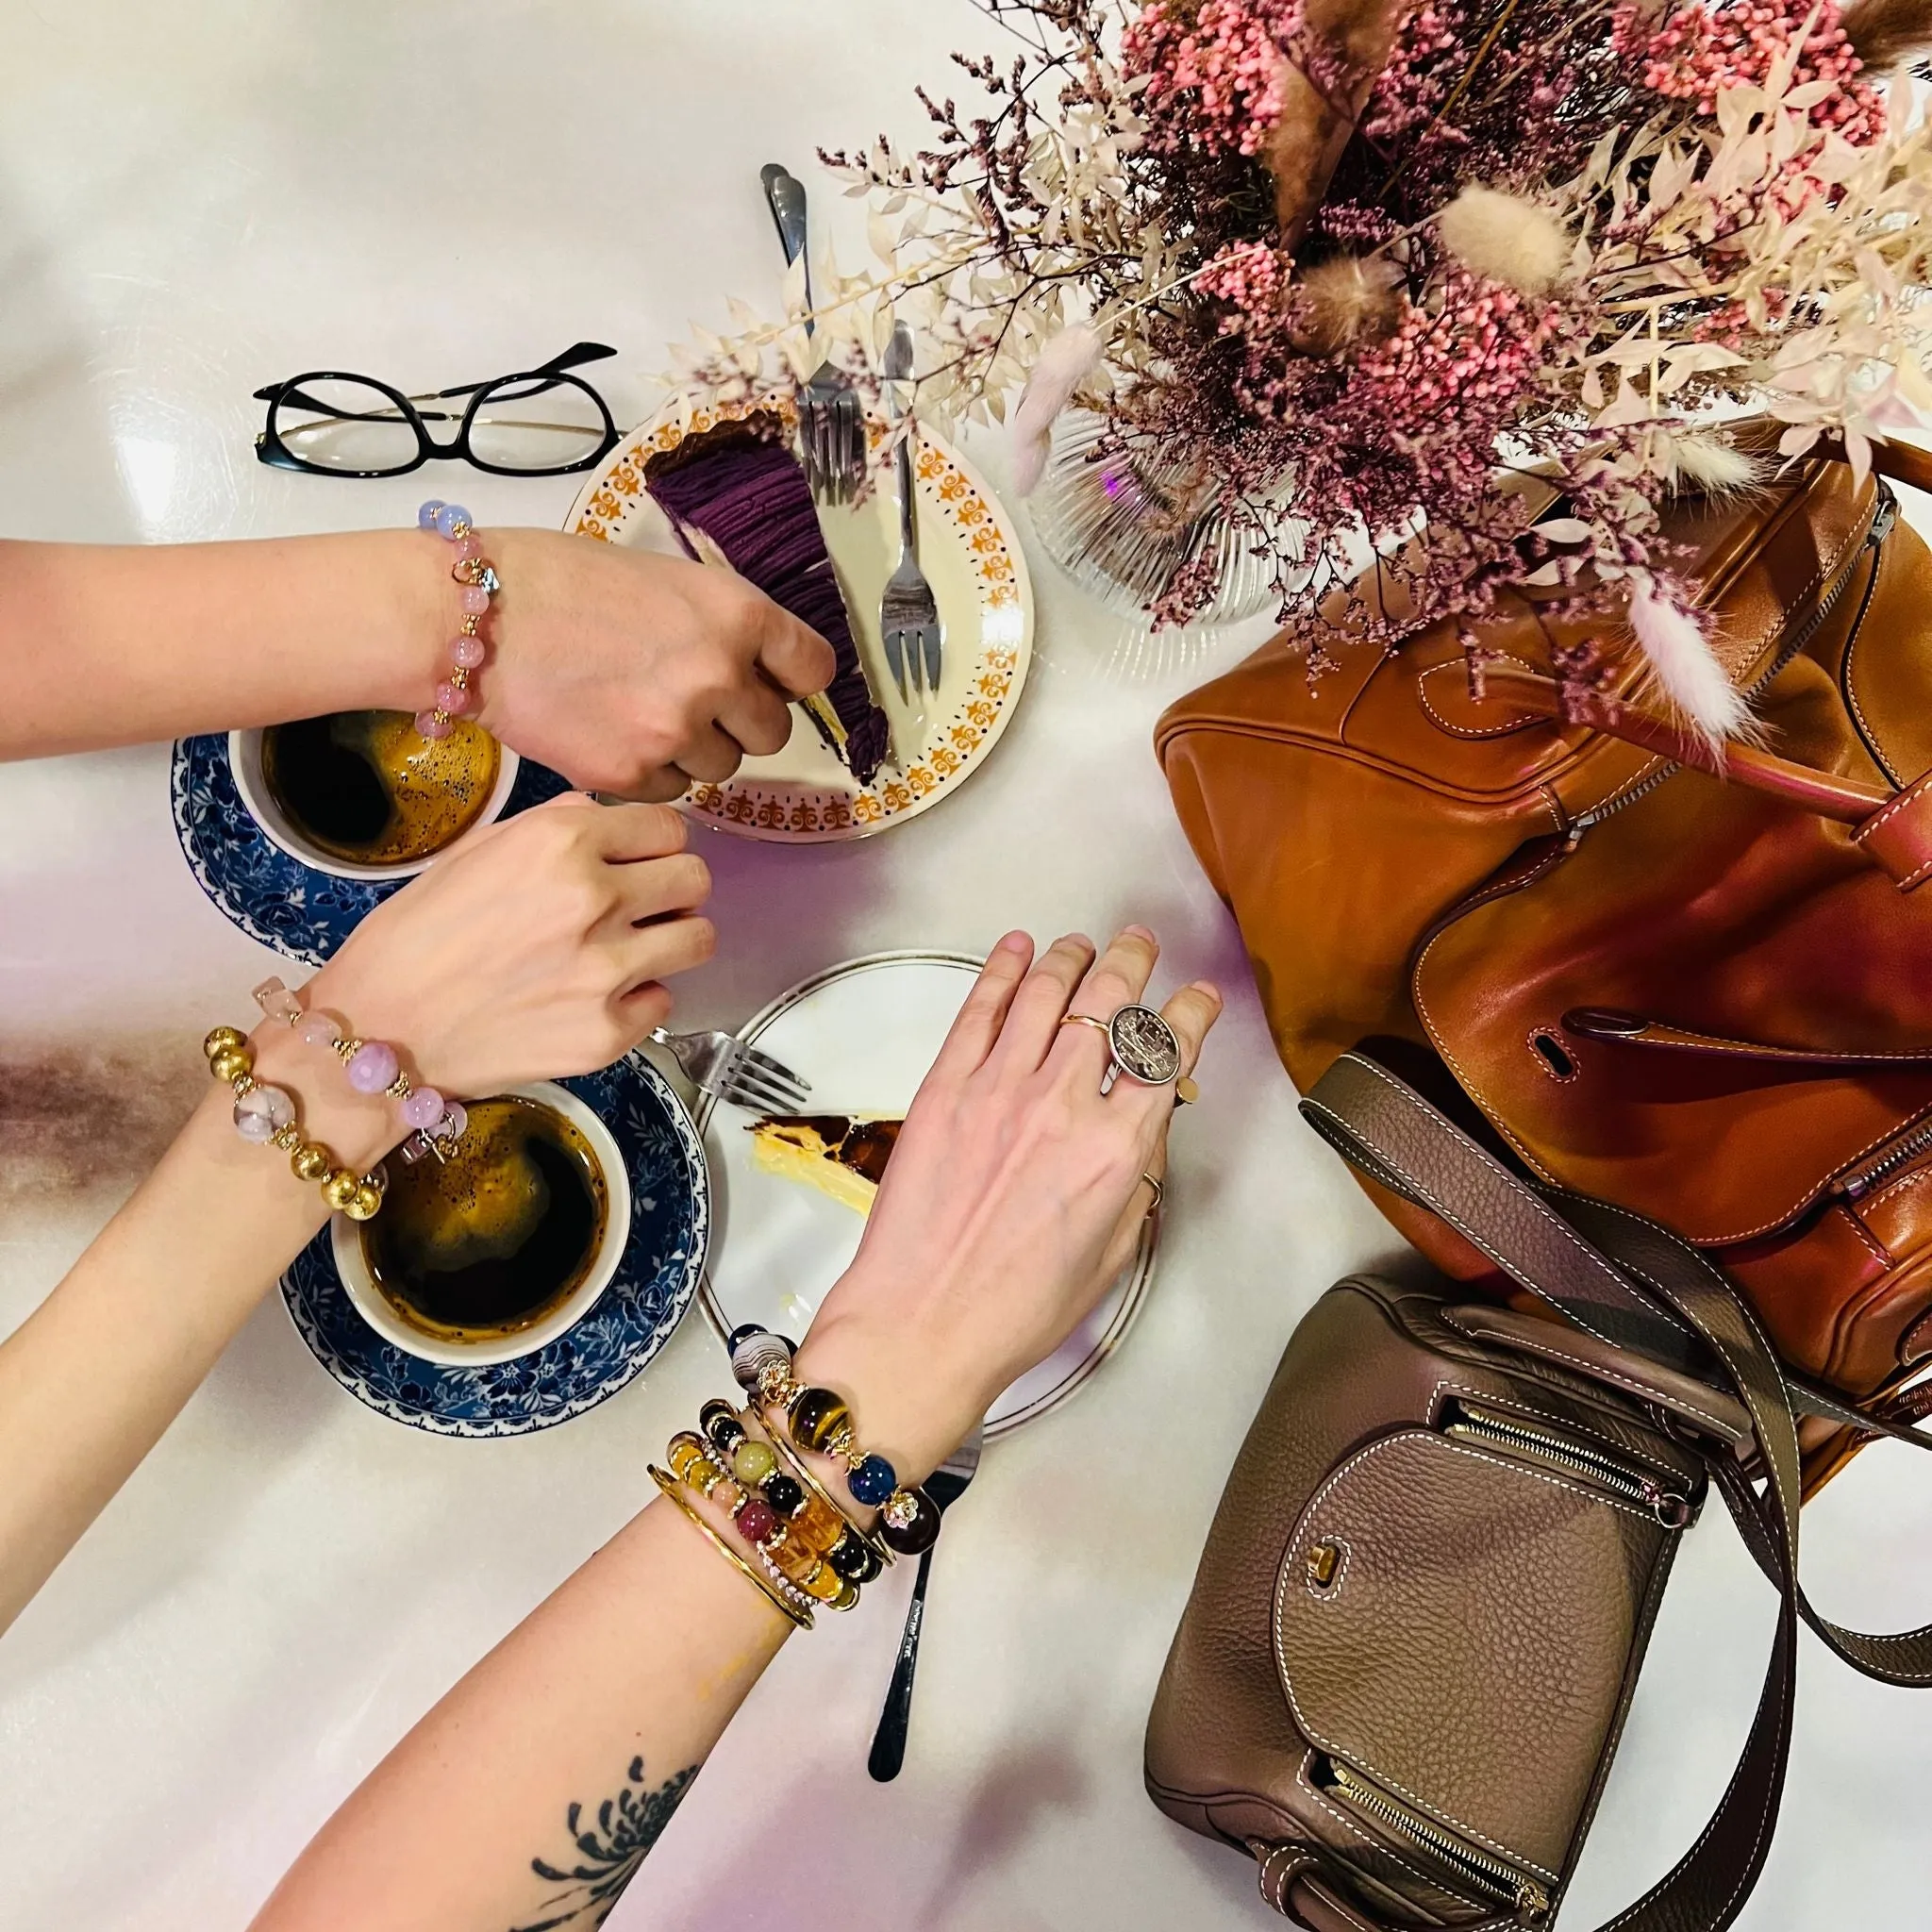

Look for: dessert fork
[646,1027,810,1113]
[760,163,865,507]
[866,1424,983,1781]
[879,321,944,706]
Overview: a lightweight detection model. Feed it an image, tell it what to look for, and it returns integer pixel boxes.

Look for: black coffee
[361,1096,609,1343]
[260,708,500,866]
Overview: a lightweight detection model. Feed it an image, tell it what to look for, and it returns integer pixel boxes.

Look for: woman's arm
[0,529,832,798]
[251,927,1221,1932]
[0,794,714,1633]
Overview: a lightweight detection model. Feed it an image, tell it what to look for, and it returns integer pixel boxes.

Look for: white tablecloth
[1,6,1927,1927]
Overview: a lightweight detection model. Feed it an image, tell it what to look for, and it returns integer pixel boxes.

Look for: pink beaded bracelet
[253,976,467,1165]
[414,499,498,742]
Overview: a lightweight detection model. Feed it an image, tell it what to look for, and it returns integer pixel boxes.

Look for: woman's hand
[290,795,712,1150]
[793,926,1221,1482]
[478,531,836,802]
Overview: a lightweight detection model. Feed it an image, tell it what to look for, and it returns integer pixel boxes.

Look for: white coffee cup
[331,1081,630,1367]
[230,722,520,883]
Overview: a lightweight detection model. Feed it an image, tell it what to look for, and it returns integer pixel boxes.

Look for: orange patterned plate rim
[560,398,1035,844]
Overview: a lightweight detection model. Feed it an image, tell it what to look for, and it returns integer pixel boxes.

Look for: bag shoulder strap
[1289,1052,1930,1932]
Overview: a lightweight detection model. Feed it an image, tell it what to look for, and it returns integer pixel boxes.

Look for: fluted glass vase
[1024,410,1282,630]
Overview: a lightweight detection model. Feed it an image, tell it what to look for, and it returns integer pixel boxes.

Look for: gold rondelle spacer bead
[322,1168,361,1211]
[343,1182,384,1222]
[204,1025,246,1059]
[291,1142,331,1183]
[209,1046,252,1084]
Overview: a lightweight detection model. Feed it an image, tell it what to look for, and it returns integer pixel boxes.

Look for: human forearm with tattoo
[250,927,1220,1931]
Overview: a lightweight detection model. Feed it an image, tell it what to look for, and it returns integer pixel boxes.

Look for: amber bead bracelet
[696,1399,885,1589]
[659,1402,874,1624]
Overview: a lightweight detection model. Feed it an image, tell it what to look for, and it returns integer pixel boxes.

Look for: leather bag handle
[1304,1054,1932,1663]
[1474,450,1932,886]
[1288,1052,1932,1932]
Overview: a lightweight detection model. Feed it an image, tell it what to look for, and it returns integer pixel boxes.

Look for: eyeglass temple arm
[430,341,618,401]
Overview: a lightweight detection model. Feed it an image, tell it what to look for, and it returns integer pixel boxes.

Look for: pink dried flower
[1123,0,1305,158]
[1617,0,1885,141]
[1349,270,1567,437]
[1197,240,1290,328]
[1363,0,1467,142]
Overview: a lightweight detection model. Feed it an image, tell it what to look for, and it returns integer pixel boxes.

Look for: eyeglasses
[253,341,622,478]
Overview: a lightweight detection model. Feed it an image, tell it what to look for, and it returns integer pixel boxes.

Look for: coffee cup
[331,1081,630,1367]
[230,709,519,883]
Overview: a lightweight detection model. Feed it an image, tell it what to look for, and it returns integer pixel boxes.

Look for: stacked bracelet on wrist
[252,975,466,1166]
[413,500,498,743]
[729,1324,942,1558]
[202,1026,388,1221]
[650,1386,897,1628]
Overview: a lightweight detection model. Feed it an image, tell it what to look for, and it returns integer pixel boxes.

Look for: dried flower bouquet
[669,0,1932,741]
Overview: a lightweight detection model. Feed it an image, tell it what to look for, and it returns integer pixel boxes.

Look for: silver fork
[866,1424,982,1781]
[646,1027,810,1114]
[760,163,866,507]
[879,321,944,706]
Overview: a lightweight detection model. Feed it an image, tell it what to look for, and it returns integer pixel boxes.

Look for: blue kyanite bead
[417,500,445,529]
[847,1454,897,1507]
[434,502,472,540]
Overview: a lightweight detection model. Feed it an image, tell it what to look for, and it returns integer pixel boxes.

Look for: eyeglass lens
[464,374,608,474]
[272,377,424,475]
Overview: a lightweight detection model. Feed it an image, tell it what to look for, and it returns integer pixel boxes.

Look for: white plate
[694,952,1157,1438]
[562,402,1033,842]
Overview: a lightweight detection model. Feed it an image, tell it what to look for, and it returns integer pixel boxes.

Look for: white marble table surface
[1,5,1927,1927]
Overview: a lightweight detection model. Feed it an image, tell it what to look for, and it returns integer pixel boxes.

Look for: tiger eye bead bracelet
[730,1324,942,1559]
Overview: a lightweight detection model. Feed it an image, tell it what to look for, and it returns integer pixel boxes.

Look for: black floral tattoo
[508,1756,698,1931]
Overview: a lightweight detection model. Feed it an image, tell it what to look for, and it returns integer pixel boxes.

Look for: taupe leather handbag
[1145,1053,1932,1929]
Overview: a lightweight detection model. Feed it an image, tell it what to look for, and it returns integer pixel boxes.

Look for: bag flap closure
[1275,1427,1673,1879]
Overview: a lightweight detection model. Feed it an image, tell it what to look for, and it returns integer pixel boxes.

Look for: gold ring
[1058,1012,1112,1038]
[1141,1171,1165,1215]
[1174,1075,1199,1107]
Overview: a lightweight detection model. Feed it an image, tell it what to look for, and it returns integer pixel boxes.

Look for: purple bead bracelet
[254,976,466,1165]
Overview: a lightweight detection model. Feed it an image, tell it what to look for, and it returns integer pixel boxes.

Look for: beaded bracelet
[203,1026,387,1220]
[252,976,466,1166]
[413,499,499,742]
[727,1330,895,1571]
[667,1425,860,1612]
[730,1324,941,1558]
[664,1432,824,1623]
[697,1400,884,1588]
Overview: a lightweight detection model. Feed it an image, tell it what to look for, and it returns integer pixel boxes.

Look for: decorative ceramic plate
[280,1052,708,1437]
[171,731,571,965]
[694,952,1156,1438]
[563,404,1034,842]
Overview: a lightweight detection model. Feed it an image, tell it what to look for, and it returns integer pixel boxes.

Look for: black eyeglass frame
[253,341,623,479]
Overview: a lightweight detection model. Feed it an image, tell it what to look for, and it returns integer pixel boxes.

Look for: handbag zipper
[1442,1400,1692,1525]
[1319,1757,1551,1918]
[1836,1112,1932,1201]
[1569,486,1890,839]
[1741,482,1890,704]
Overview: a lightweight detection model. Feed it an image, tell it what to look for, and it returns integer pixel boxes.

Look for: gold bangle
[648,1465,812,1630]
[746,1406,895,1568]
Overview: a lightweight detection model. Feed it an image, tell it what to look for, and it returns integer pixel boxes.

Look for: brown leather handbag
[1158,440,1932,1490]
[1145,1053,1932,1929]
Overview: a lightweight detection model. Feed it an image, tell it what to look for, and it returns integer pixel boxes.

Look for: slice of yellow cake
[748,1114,902,1215]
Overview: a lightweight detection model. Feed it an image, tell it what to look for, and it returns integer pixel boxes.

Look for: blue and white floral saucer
[171,732,571,964]
[281,1053,708,1437]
